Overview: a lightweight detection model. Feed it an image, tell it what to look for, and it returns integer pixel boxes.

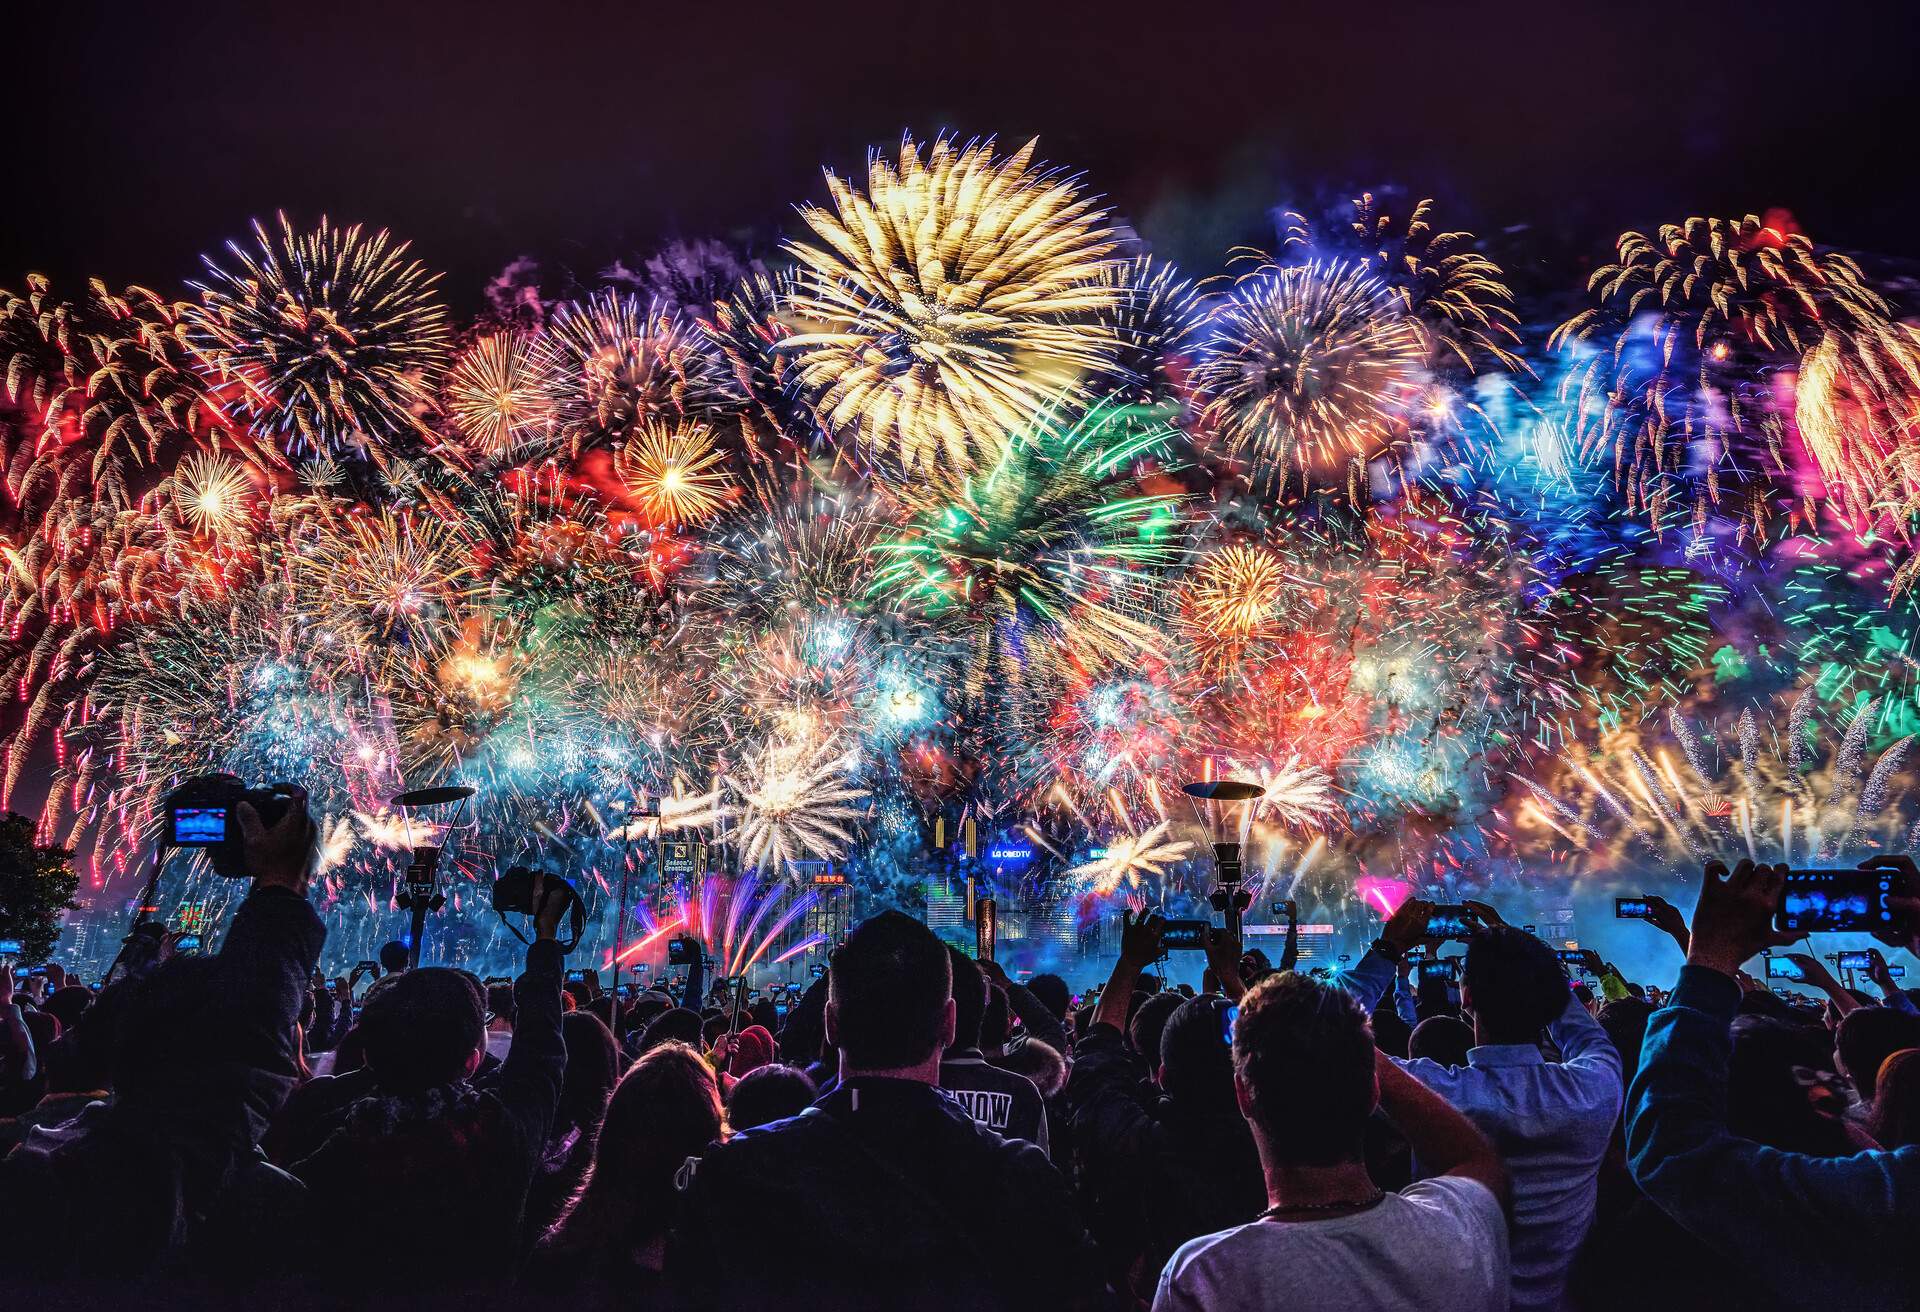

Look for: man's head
[1408,1014,1475,1067]
[1461,926,1569,1044]
[1130,991,1183,1069]
[945,945,988,1052]
[1836,1005,1920,1101]
[356,967,485,1092]
[1232,972,1377,1167]
[1159,996,1238,1112]
[1026,973,1070,1021]
[826,911,954,1074]
[377,940,410,974]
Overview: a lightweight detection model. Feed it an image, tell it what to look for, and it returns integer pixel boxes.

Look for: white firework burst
[1066,821,1194,896]
[729,736,870,872]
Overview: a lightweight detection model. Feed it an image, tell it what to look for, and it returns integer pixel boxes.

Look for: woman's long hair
[537,1041,724,1256]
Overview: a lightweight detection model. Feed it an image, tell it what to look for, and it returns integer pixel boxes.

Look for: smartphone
[1555,949,1589,969]
[1765,955,1807,981]
[565,968,594,985]
[1220,1003,1240,1043]
[809,963,827,978]
[1615,897,1654,920]
[1419,958,1460,981]
[1159,919,1210,951]
[0,938,23,955]
[667,936,700,966]
[1426,906,1474,941]
[1836,950,1877,972]
[1775,869,1898,934]
[1892,965,1908,980]
[175,933,202,953]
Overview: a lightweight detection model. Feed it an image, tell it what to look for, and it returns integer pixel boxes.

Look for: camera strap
[494,887,587,953]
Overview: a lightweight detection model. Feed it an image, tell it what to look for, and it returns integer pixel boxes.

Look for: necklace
[1260,1189,1387,1218]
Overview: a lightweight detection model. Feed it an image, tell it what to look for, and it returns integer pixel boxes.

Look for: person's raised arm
[1374,1048,1510,1209]
[1863,949,1919,1015]
[0,963,37,1086]
[1644,895,1691,956]
[980,957,1068,1054]
[1092,910,1162,1035]
[209,794,328,1141]
[1779,951,1861,1018]
[1339,897,1432,1013]
[1202,924,1246,1003]
[679,937,705,1010]
[1625,859,1915,1299]
[498,874,571,1165]
[1279,899,1300,974]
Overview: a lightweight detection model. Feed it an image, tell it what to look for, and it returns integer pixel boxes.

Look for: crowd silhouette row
[3,793,1918,1309]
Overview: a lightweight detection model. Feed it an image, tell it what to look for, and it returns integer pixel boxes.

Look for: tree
[0,812,77,964]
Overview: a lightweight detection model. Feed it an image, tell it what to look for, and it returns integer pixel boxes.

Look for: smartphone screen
[1159,919,1209,951]
[1615,897,1653,920]
[1765,955,1806,981]
[1776,869,1896,934]
[1419,958,1459,980]
[1427,906,1473,941]
[1836,950,1876,972]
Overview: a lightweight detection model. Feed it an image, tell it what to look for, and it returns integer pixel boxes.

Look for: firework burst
[188,214,451,457]
[1551,214,1915,545]
[539,291,732,454]
[1193,261,1426,495]
[1065,821,1193,896]
[614,419,733,527]
[444,331,558,457]
[730,735,871,872]
[782,134,1121,476]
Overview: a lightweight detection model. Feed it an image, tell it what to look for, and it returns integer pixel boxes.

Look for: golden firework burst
[613,419,733,526]
[782,134,1121,476]
[172,453,255,538]
[444,331,557,456]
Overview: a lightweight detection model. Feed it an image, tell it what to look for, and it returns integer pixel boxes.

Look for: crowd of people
[3,791,1919,1309]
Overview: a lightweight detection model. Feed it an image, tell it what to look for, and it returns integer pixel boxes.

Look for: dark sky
[7,0,1916,311]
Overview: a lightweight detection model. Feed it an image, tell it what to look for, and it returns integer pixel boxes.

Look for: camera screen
[1777,869,1894,933]
[171,807,227,845]
[1615,898,1652,919]
[1427,907,1472,940]
[0,938,22,954]
[1419,958,1459,979]
[1765,955,1806,981]
[1836,950,1876,972]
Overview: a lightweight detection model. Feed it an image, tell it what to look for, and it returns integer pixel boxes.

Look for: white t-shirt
[1153,1176,1510,1312]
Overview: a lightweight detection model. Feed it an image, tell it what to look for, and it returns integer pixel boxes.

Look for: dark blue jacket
[1626,964,1920,1310]
[673,1075,1105,1310]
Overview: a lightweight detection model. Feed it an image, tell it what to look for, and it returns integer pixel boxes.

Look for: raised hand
[236,787,317,895]
[1687,859,1799,978]
[1118,909,1166,969]
[1379,898,1435,955]
[1644,895,1691,950]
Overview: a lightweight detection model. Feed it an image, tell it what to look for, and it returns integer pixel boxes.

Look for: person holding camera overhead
[286,864,576,1293]
[0,785,327,1282]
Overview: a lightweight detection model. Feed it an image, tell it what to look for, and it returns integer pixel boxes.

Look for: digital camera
[489,865,586,949]
[160,774,303,878]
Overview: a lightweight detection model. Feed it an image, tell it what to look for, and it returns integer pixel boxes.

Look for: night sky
[6,0,1917,310]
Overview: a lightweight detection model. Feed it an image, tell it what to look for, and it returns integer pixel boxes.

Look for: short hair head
[827,911,952,1070]
[1836,1006,1920,1101]
[1408,1014,1475,1067]
[1232,971,1376,1166]
[1026,973,1070,1021]
[945,946,988,1050]
[356,967,484,1092]
[1462,926,1568,1042]
[377,940,410,973]
[1159,996,1237,1111]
